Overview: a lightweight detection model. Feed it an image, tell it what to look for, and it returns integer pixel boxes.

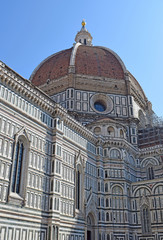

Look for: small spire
[75,20,93,46]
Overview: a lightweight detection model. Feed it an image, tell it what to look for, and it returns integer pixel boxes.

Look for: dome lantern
[75,19,93,46]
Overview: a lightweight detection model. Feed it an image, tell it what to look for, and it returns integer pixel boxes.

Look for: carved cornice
[139,144,163,157]
[0,61,55,115]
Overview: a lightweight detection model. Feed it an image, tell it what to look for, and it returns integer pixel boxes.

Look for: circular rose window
[90,93,113,114]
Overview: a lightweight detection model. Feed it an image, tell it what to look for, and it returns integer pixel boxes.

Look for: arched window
[106,212,109,221]
[9,132,30,205]
[120,129,124,138]
[107,127,115,137]
[141,205,151,234]
[11,141,24,194]
[94,127,101,135]
[75,157,84,212]
[112,186,123,210]
[110,149,121,159]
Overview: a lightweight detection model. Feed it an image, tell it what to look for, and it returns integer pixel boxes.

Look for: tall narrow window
[55,226,58,240]
[9,132,30,206]
[106,212,109,221]
[51,179,54,191]
[12,141,24,194]
[50,197,53,210]
[106,198,109,207]
[48,226,51,240]
[105,183,108,192]
[76,170,80,209]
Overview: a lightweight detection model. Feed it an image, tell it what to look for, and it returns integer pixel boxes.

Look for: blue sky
[1,0,163,116]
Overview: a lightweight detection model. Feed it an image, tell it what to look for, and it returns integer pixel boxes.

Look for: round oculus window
[90,93,113,114]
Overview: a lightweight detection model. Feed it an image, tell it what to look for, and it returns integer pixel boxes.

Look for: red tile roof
[31,45,124,86]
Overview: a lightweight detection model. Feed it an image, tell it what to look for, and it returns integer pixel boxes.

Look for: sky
[0,0,163,117]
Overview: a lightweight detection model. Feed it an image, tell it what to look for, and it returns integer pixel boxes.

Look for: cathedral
[0,21,163,240]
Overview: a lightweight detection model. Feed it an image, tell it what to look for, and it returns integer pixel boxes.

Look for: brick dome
[30,48,73,86]
[30,45,125,86]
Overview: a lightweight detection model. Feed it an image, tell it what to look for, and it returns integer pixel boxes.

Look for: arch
[107,126,115,137]
[111,185,123,195]
[141,157,159,168]
[109,148,121,159]
[133,186,151,197]
[112,185,123,210]
[87,211,96,227]
[152,184,163,194]
[87,212,96,240]
[94,127,101,135]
